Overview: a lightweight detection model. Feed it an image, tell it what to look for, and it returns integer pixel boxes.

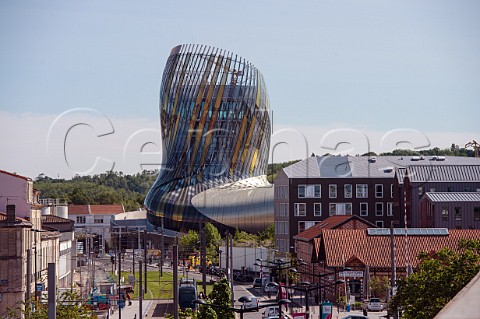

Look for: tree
[390,239,480,319]
[6,291,94,319]
[197,303,218,319]
[208,278,234,319]
[179,230,199,258]
[369,276,389,300]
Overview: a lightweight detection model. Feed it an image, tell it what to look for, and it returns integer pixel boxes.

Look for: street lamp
[290,280,345,319]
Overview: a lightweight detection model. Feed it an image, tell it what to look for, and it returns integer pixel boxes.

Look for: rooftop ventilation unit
[383,167,394,173]
[369,157,377,163]
[411,156,421,161]
[436,156,446,161]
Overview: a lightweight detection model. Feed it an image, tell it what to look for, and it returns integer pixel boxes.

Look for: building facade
[293,215,375,286]
[68,204,125,255]
[420,192,480,229]
[145,44,273,233]
[0,208,33,317]
[402,162,480,227]
[274,156,408,254]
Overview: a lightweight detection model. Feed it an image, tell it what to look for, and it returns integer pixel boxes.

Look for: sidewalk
[109,299,154,319]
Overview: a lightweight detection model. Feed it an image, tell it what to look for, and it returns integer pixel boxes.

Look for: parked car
[264,284,278,293]
[243,297,259,309]
[253,278,262,288]
[262,305,279,318]
[367,298,384,311]
[342,316,368,319]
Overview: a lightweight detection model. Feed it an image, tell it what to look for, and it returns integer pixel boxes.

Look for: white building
[68,204,125,254]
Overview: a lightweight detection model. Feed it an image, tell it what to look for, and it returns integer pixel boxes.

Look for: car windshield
[370,298,380,302]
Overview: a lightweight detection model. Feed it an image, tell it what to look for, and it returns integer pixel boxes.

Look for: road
[77,256,388,319]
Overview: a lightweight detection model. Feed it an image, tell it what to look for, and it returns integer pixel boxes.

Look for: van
[244,297,259,309]
[262,305,279,318]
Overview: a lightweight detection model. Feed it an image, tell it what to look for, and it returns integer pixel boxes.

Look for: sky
[1,0,479,178]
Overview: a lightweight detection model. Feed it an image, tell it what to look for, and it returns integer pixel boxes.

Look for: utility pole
[390,221,396,299]
[139,260,143,319]
[47,263,56,319]
[118,228,122,319]
[144,228,147,292]
[173,244,179,319]
[230,234,234,306]
[26,249,31,304]
[160,217,164,276]
[201,226,207,294]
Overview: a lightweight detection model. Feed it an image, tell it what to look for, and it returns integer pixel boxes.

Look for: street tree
[390,239,480,319]
[6,291,94,319]
[208,278,234,319]
[179,229,199,258]
[197,303,218,319]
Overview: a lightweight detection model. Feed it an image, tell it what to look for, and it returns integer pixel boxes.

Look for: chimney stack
[6,205,16,222]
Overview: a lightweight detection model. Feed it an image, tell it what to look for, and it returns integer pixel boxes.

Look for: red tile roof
[42,215,74,224]
[68,204,124,215]
[0,169,31,181]
[319,229,480,269]
[0,212,30,222]
[294,215,375,241]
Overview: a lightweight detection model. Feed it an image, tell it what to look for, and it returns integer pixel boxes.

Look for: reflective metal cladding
[145,44,273,233]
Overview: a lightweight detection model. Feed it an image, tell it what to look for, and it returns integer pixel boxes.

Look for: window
[298,185,306,198]
[418,186,423,196]
[474,207,480,221]
[329,203,352,216]
[390,184,394,198]
[454,207,462,221]
[375,184,383,198]
[298,185,321,198]
[344,184,352,198]
[314,203,322,216]
[430,187,436,192]
[76,216,86,224]
[375,221,384,228]
[298,221,318,233]
[294,203,306,216]
[465,186,471,192]
[329,203,336,216]
[329,185,337,198]
[94,218,104,224]
[375,203,383,216]
[356,184,368,198]
[360,203,368,216]
[447,186,454,192]
[442,207,449,221]
[386,202,393,216]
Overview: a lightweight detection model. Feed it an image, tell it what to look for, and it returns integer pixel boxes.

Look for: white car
[262,305,279,318]
[243,297,259,309]
[367,298,384,311]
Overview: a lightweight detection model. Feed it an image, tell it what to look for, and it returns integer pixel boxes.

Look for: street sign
[36,283,44,291]
[321,302,332,319]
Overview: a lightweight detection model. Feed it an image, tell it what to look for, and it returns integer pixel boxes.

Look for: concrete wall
[0,172,32,218]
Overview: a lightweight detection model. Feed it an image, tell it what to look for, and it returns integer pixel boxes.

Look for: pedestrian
[126,292,132,306]
[363,308,368,316]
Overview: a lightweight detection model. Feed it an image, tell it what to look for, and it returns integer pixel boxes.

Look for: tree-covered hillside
[34,170,158,211]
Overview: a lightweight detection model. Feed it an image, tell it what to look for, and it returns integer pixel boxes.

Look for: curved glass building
[145,44,273,233]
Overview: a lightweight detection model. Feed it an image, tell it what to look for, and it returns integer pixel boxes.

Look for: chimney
[6,205,16,222]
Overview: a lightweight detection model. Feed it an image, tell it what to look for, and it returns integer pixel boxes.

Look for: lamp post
[294,267,352,303]
[290,280,345,319]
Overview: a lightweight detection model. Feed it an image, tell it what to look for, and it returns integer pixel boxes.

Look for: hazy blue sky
[1,0,479,178]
